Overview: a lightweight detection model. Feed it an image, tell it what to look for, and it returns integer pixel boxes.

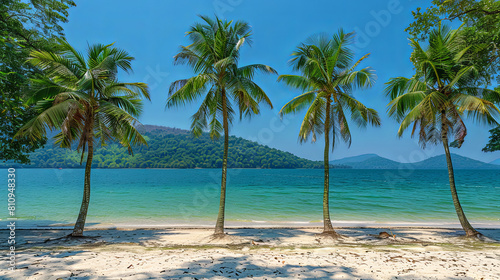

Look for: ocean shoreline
[4,224,500,230]
[5,218,500,230]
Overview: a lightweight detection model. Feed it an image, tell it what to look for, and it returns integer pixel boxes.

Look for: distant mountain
[331,154,500,169]
[330,154,379,165]
[412,154,500,169]
[331,154,404,169]
[490,158,500,165]
[2,125,349,169]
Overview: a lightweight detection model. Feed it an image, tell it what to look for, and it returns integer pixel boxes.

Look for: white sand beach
[1,227,499,279]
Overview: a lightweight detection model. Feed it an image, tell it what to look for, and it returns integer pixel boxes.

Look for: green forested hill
[5,125,349,169]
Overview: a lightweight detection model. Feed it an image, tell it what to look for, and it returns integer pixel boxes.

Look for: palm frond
[20,39,150,157]
[454,94,500,125]
[169,15,273,137]
[278,75,312,91]
[279,91,317,116]
[298,96,325,143]
[167,74,211,108]
[15,99,77,141]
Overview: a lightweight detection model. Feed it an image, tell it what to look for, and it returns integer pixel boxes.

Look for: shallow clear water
[1,168,499,228]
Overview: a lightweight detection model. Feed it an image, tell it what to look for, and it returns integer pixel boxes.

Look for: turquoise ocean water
[1,168,499,228]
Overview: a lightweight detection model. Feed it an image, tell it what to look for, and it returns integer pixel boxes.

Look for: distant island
[490,158,500,165]
[330,154,500,170]
[2,125,351,169]
[3,125,498,170]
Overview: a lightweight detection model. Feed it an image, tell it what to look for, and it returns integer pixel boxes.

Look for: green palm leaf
[15,39,150,237]
[279,30,380,235]
[386,24,499,237]
[167,16,275,235]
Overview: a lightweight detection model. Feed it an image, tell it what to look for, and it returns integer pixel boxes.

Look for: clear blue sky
[62,0,500,163]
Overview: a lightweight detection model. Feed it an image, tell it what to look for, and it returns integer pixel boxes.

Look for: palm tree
[386,24,500,237]
[16,39,150,236]
[279,31,381,236]
[167,16,276,237]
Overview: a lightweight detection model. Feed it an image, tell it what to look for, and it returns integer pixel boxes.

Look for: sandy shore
[1,227,499,279]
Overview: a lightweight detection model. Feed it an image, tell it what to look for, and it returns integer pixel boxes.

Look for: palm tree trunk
[214,89,229,236]
[72,131,94,237]
[441,120,479,237]
[322,96,336,235]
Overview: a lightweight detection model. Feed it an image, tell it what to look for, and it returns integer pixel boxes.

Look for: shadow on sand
[0,227,498,279]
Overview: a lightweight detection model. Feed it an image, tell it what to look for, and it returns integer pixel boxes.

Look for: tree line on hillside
[5,129,353,169]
